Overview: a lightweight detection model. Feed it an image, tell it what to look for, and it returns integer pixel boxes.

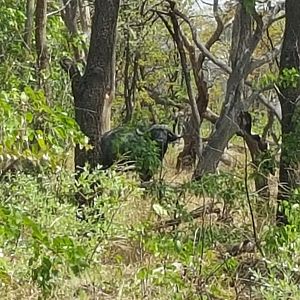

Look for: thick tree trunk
[74,0,119,170]
[61,0,119,209]
[61,0,78,35]
[276,0,300,224]
[176,81,209,171]
[176,115,197,172]
[193,103,240,179]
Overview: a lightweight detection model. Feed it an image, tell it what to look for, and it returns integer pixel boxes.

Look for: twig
[47,0,72,17]
[243,139,264,257]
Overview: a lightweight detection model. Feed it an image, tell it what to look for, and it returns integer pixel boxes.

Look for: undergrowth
[1,163,300,299]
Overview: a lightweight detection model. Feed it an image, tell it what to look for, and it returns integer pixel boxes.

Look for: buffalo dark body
[98,124,179,180]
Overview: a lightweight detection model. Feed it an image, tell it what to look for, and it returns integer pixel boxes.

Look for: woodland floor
[0,141,292,300]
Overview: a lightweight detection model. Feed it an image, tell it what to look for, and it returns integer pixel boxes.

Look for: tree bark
[61,0,78,35]
[276,0,300,225]
[35,0,48,71]
[78,0,90,58]
[61,0,120,172]
[78,0,91,34]
[35,0,50,101]
[123,30,139,123]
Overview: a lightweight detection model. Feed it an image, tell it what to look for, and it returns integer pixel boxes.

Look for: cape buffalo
[98,124,180,181]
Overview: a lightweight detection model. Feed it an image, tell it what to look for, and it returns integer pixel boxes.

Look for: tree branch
[205,0,224,50]
[249,46,280,73]
[145,87,186,110]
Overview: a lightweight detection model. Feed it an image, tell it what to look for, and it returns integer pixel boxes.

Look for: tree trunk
[176,80,209,171]
[176,114,197,172]
[61,0,120,173]
[35,0,48,71]
[159,5,202,163]
[123,29,138,123]
[24,0,35,49]
[193,2,263,180]
[276,0,300,225]
[162,1,222,170]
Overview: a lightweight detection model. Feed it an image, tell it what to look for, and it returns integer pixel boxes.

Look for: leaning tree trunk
[61,0,120,172]
[276,0,300,225]
[193,1,263,180]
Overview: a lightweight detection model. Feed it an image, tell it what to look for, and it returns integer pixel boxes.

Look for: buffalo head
[136,124,180,160]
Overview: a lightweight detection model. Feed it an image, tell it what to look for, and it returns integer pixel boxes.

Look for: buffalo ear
[167,130,179,143]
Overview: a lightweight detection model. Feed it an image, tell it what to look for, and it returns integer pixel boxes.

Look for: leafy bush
[0,167,141,296]
[0,86,88,172]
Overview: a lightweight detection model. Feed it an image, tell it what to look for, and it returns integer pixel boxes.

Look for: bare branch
[249,46,280,73]
[202,108,219,123]
[199,0,213,7]
[270,13,285,24]
[257,94,282,120]
[174,1,284,74]
[172,4,282,120]
[145,87,186,110]
[47,0,72,17]
[174,8,232,73]
[205,0,224,50]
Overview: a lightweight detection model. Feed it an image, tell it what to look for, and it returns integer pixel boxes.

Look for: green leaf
[37,136,47,151]
[25,112,33,123]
